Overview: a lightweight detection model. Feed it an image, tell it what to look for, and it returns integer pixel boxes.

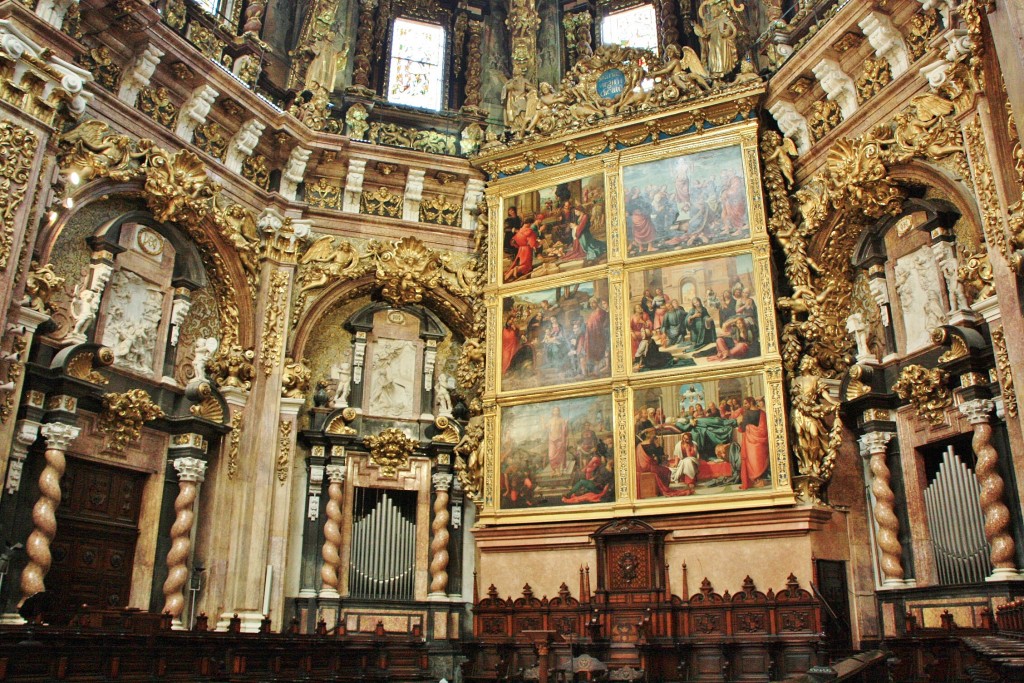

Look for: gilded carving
[419,194,461,226]
[277,420,293,482]
[894,365,951,426]
[856,57,892,103]
[281,357,311,398]
[138,86,178,128]
[98,389,165,454]
[991,328,1018,419]
[260,270,289,376]
[964,118,1008,258]
[207,344,256,390]
[808,100,842,142]
[307,177,343,210]
[66,347,114,385]
[0,122,38,271]
[789,357,843,503]
[906,9,941,62]
[22,262,65,315]
[364,427,417,478]
[194,121,229,160]
[241,154,270,189]
[75,46,121,91]
[360,186,403,218]
[188,381,224,422]
[227,411,242,479]
[433,415,460,444]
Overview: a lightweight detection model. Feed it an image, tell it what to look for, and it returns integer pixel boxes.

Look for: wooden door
[48,457,145,609]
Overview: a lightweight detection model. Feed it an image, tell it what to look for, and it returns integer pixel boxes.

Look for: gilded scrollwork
[360,186,403,218]
[856,57,892,103]
[419,194,461,226]
[98,389,166,454]
[59,121,257,346]
[75,46,121,91]
[0,122,39,271]
[138,86,178,128]
[991,328,1018,418]
[207,344,256,390]
[364,427,417,478]
[277,420,293,482]
[22,261,65,315]
[894,365,952,427]
[281,357,312,398]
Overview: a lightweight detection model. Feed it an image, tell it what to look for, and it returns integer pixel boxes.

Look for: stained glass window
[387,18,446,111]
[601,4,659,56]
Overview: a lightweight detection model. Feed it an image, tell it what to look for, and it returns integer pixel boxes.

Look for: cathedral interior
[1,0,1024,681]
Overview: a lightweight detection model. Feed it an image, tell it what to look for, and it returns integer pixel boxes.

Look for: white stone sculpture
[118,44,164,106]
[368,339,415,418]
[846,312,875,363]
[225,119,266,173]
[280,147,312,201]
[434,372,454,418]
[192,337,219,382]
[330,362,352,408]
[402,169,426,222]
[859,12,910,78]
[342,159,367,213]
[894,247,946,352]
[169,297,192,346]
[175,84,219,141]
[768,100,811,154]
[69,286,100,339]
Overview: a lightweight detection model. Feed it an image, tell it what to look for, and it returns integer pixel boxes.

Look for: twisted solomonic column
[959,399,1024,580]
[429,472,453,597]
[320,464,345,598]
[20,422,81,600]
[162,457,207,623]
[859,431,911,588]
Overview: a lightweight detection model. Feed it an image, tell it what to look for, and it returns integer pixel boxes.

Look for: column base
[427,592,449,602]
[170,617,185,631]
[318,588,340,599]
[880,578,917,590]
[987,568,1024,582]
[0,612,26,625]
[297,589,318,598]
[216,610,266,633]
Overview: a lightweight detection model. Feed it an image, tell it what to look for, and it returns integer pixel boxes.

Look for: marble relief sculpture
[434,372,454,418]
[894,247,946,352]
[69,286,101,338]
[368,339,416,418]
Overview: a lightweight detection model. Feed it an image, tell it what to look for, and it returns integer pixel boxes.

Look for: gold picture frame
[477,119,792,525]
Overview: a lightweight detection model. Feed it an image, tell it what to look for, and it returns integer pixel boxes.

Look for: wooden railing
[0,609,432,682]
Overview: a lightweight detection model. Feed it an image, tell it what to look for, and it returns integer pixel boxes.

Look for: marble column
[297,447,325,599]
[428,472,453,599]
[19,420,80,599]
[958,398,1024,580]
[162,454,207,627]
[859,431,913,588]
[320,463,346,598]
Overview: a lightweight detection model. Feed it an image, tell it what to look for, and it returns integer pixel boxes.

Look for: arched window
[600,3,659,55]
[386,17,447,110]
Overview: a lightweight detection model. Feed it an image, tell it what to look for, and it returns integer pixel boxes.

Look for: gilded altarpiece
[479,119,793,524]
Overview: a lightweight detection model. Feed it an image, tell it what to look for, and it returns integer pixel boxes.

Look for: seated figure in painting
[635,429,693,497]
[668,432,699,493]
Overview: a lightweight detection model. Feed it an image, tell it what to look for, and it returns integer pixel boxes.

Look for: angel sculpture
[297,235,361,296]
[649,44,711,96]
[764,135,798,188]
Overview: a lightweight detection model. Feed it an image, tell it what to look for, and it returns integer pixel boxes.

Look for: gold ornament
[281,357,312,398]
[207,344,256,390]
[364,427,417,478]
[22,261,65,315]
[894,365,952,427]
[98,389,165,454]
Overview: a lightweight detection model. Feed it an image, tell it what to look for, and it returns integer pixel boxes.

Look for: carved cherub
[298,235,361,296]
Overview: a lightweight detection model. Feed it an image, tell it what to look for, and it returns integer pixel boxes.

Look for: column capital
[959,398,994,424]
[858,431,894,457]
[432,472,453,491]
[40,421,80,450]
[325,463,346,483]
[173,456,207,483]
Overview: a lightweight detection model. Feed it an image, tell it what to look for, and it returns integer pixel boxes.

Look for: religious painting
[622,144,749,257]
[633,373,770,500]
[502,174,608,283]
[499,393,615,509]
[500,280,611,392]
[627,253,760,372]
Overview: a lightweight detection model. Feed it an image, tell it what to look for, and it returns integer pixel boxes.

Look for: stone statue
[330,362,352,408]
[434,372,453,418]
[845,312,873,363]
[192,337,219,382]
[69,285,100,338]
[693,0,744,79]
